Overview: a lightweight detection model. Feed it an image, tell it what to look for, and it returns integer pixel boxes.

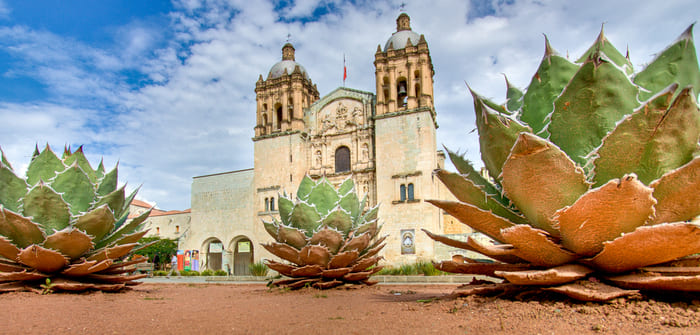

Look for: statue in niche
[315,150,322,168]
[352,106,363,126]
[361,143,369,162]
[336,102,349,130]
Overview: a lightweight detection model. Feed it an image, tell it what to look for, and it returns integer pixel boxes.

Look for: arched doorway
[232,237,253,276]
[205,239,223,271]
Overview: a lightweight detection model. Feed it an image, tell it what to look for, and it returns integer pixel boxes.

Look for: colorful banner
[192,250,200,271]
[176,250,184,271]
[184,250,191,271]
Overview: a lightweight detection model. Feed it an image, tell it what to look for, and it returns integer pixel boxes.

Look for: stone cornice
[373,107,438,128]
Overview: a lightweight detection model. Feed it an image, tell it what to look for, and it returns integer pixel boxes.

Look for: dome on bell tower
[383,13,421,51]
[268,43,310,80]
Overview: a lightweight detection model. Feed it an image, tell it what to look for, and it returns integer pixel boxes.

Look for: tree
[135,237,178,270]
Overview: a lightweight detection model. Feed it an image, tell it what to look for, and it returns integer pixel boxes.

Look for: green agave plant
[0,145,151,292]
[424,25,700,301]
[262,176,385,289]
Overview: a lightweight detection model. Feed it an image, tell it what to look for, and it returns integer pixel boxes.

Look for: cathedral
[136,13,467,275]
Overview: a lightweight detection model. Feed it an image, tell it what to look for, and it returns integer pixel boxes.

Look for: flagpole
[343,53,347,87]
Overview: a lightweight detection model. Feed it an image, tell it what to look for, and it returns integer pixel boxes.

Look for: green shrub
[170,270,180,276]
[181,270,200,276]
[249,261,269,276]
[200,269,214,276]
[153,270,168,277]
[376,262,447,276]
[213,270,228,276]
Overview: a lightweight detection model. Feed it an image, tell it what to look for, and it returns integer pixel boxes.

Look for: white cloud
[1,0,699,210]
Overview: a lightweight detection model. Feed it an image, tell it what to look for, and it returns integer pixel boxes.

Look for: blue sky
[1,0,699,210]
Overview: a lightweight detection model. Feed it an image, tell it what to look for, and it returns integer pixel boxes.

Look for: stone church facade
[139,14,468,275]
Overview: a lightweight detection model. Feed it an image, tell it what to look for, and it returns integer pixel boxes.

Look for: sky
[0,0,698,210]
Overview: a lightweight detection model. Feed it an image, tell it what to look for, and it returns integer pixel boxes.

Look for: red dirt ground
[4,283,700,334]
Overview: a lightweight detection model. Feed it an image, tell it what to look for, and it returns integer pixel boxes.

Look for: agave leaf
[426,199,514,243]
[86,243,138,262]
[436,170,527,226]
[117,187,139,219]
[0,236,20,260]
[18,244,69,273]
[94,208,150,249]
[650,157,700,224]
[338,192,360,223]
[62,146,98,183]
[433,260,530,277]
[43,227,93,260]
[500,225,578,267]
[309,227,344,254]
[0,162,28,212]
[634,24,700,101]
[97,163,118,196]
[0,270,48,282]
[576,26,634,75]
[50,278,125,292]
[277,196,294,224]
[360,205,379,224]
[443,147,508,206]
[307,179,340,217]
[554,174,656,257]
[351,256,382,272]
[472,89,533,180]
[0,207,45,248]
[549,54,640,166]
[26,145,64,186]
[61,259,99,276]
[322,209,353,236]
[288,201,322,236]
[590,85,688,186]
[93,185,125,217]
[322,268,351,279]
[74,204,116,241]
[589,221,700,273]
[296,175,315,201]
[265,259,295,276]
[521,36,579,136]
[355,220,378,238]
[341,232,370,253]
[277,224,308,249]
[299,245,331,267]
[494,264,593,286]
[95,159,105,180]
[504,75,523,113]
[290,265,323,277]
[22,182,71,234]
[328,250,359,269]
[501,133,590,236]
[50,163,95,215]
[543,280,640,302]
[262,219,280,241]
[337,177,354,196]
[343,270,372,282]
[261,242,303,265]
[463,236,527,264]
[606,272,700,292]
[0,147,12,170]
[115,230,148,245]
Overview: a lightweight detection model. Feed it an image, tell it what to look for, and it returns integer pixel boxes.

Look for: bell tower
[374,13,435,117]
[372,13,442,263]
[254,43,319,137]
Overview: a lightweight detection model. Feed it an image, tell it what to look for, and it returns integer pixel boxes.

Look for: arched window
[264,198,269,211]
[176,225,180,233]
[400,184,407,202]
[335,146,351,173]
[397,78,408,107]
[156,227,160,235]
[270,197,275,211]
[407,183,415,201]
[275,104,283,130]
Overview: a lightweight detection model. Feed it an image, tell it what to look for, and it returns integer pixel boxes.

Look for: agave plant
[0,145,151,292]
[262,176,385,289]
[424,25,700,301]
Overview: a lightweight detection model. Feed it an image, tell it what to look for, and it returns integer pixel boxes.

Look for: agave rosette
[0,145,151,292]
[425,25,700,301]
[262,176,386,289]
